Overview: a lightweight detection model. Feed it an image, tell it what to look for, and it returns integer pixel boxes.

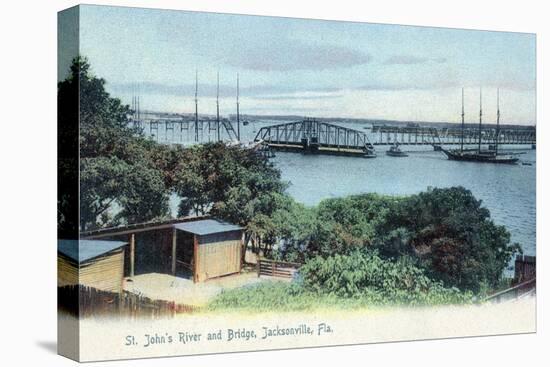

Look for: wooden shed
[174,219,243,282]
[82,217,243,283]
[58,239,127,292]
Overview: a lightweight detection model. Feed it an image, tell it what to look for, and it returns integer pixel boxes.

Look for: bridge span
[254,118,376,157]
[253,119,535,157]
[371,124,536,146]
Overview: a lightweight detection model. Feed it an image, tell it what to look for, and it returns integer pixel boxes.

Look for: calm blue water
[155,120,536,256]
[272,148,536,256]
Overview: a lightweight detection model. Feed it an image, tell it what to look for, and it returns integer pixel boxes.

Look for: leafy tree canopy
[274,187,521,292]
[172,142,289,253]
[58,57,170,231]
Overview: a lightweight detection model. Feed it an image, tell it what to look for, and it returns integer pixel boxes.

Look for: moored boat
[386,144,408,157]
[442,88,518,164]
[441,149,518,164]
[363,143,377,158]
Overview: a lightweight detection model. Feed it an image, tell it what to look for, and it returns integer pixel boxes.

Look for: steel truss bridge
[253,119,535,154]
[371,125,536,146]
[254,118,375,156]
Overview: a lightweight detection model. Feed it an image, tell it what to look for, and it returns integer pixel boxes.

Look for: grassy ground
[207,281,472,313]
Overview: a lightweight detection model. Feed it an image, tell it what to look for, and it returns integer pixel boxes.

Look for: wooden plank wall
[79,250,125,293]
[58,255,78,287]
[196,235,241,282]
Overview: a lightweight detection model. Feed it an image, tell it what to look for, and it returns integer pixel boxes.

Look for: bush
[299,251,472,306]
[208,251,471,312]
[377,187,522,292]
[273,187,522,293]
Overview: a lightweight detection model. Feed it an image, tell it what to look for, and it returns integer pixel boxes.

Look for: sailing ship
[441,88,519,164]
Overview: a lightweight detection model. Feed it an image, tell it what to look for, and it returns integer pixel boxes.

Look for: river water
[151,120,536,256]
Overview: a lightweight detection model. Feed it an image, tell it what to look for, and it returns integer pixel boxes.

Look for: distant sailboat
[441,88,518,164]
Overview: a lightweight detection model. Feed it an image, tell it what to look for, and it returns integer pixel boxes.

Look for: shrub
[208,251,471,312]
[299,251,471,306]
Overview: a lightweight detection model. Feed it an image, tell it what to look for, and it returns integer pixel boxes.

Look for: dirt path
[123,272,275,306]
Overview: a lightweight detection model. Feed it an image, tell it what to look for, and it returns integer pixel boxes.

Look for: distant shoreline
[133,110,536,129]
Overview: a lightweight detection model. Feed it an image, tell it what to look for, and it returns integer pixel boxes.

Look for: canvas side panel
[57,5,80,362]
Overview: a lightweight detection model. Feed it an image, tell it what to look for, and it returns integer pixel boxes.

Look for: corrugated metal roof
[58,239,127,263]
[174,219,243,236]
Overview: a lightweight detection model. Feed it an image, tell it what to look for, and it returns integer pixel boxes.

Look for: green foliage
[75,58,139,159]
[172,142,289,255]
[273,193,399,262]
[270,198,317,263]
[377,187,522,292]
[273,187,521,293]
[209,280,407,312]
[59,57,170,231]
[208,252,471,312]
[208,282,322,312]
[300,251,471,305]
[310,194,398,257]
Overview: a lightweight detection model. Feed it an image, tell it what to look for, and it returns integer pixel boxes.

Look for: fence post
[257,254,261,277]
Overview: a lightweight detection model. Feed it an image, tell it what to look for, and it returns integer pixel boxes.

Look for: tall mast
[216,71,220,142]
[137,83,141,122]
[132,85,136,121]
[496,88,500,155]
[194,70,199,142]
[478,88,482,153]
[236,73,240,141]
[460,87,465,152]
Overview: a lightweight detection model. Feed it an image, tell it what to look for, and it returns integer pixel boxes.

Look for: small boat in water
[386,144,408,157]
[364,144,377,158]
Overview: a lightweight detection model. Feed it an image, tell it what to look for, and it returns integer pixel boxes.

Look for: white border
[0,1,547,366]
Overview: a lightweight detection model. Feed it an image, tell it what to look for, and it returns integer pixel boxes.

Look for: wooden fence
[257,258,302,279]
[514,255,536,284]
[484,278,536,304]
[58,285,200,319]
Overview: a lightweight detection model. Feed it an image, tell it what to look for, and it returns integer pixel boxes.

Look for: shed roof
[174,219,243,236]
[58,239,127,263]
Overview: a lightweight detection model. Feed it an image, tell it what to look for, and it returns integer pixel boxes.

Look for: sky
[69,5,536,125]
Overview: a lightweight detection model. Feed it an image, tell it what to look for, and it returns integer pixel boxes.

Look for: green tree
[271,187,520,293]
[173,142,289,257]
[270,197,317,263]
[58,57,170,231]
[273,193,396,262]
[377,187,522,291]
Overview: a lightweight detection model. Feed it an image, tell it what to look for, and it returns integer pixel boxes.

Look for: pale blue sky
[74,5,536,124]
